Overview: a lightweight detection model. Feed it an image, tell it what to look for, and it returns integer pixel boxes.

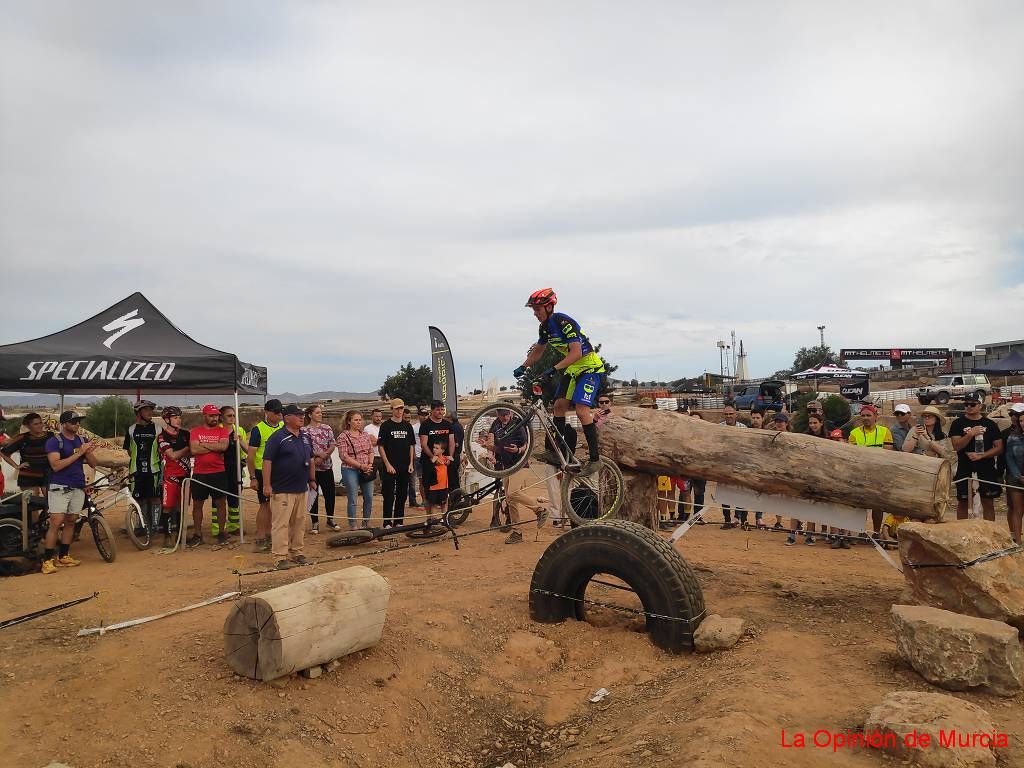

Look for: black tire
[935,391,950,404]
[561,457,625,526]
[0,518,25,557]
[446,489,472,526]
[90,515,117,563]
[464,403,533,478]
[529,519,705,653]
[327,529,375,547]
[124,498,151,550]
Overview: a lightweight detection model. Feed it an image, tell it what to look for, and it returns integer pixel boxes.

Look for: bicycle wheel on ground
[326,529,375,547]
[465,403,533,479]
[405,525,450,540]
[561,457,624,526]
[446,489,472,526]
[90,515,117,562]
[0,518,25,555]
[124,497,151,550]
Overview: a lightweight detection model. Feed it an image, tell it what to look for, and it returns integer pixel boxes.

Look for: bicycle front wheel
[561,457,625,526]
[124,498,151,550]
[90,515,117,563]
[465,403,534,478]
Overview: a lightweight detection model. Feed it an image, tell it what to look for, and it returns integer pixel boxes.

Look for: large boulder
[891,605,1024,696]
[898,520,1024,630]
[693,614,745,652]
[864,691,1000,768]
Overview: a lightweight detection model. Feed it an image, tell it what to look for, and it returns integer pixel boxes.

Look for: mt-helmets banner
[428,326,457,416]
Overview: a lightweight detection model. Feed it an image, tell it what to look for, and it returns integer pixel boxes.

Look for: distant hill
[0,390,380,410]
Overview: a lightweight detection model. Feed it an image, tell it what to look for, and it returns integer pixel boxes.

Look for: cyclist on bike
[514,288,605,475]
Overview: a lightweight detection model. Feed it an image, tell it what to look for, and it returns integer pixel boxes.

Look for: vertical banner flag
[428,326,458,416]
[839,376,870,402]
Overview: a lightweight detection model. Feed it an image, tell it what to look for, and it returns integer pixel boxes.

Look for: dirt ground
[2,471,1022,768]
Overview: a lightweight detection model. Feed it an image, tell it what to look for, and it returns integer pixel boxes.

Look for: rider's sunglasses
[598,400,610,405]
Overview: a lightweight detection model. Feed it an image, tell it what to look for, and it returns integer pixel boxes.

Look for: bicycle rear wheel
[90,515,117,563]
[465,403,533,478]
[124,498,151,550]
[327,529,375,547]
[561,458,624,527]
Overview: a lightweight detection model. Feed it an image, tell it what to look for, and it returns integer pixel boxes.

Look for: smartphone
[916,417,924,427]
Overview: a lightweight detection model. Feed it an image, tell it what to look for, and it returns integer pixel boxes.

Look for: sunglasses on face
[598,400,610,405]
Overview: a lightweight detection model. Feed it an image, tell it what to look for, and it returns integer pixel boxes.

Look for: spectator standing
[123,399,162,532]
[188,404,231,547]
[890,404,916,451]
[364,408,384,493]
[787,414,833,546]
[216,405,247,537]
[157,406,190,546]
[407,408,425,508]
[449,411,465,492]
[303,405,337,533]
[1002,403,1024,544]
[338,410,376,529]
[1,412,53,496]
[949,393,1003,522]
[805,400,833,431]
[247,400,284,553]
[749,410,764,430]
[717,405,749,530]
[902,406,947,458]
[262,404,316,570]
[594,395,613,427]
[419,401,455,518]
[377,399,416,527]
[482,407,547,544]
[41,411,97,573]
[849,404,894,534]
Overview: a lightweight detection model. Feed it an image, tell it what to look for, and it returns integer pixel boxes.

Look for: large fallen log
[223,566,390,681]
[599,407,950,520]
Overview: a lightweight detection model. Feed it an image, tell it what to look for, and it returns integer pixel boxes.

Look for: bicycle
[464,377,624,526]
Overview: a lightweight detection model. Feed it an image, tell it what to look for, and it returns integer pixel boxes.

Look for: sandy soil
[2,471,1022,768]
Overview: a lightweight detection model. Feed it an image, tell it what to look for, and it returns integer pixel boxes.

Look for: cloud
[1,1,1022,392]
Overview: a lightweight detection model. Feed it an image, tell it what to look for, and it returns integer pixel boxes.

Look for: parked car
[917,374,991,405]
[728,380,793,411]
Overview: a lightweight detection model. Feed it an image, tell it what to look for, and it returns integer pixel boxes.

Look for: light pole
[817,325,826,347]
[716,340,726,381]
[480,364,484,396]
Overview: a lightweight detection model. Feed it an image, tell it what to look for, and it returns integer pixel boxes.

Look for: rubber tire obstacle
[529,519,705,653]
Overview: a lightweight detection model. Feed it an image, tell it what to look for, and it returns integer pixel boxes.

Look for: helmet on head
[161,406,182,420]
[134,399,157,412]
[525,288,557,309]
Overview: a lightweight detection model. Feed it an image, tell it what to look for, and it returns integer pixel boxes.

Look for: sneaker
[275,559,292,570]
[186,535,203,548]
[840,540,852,550]
[785,535,796,546]
[534,450,562,467]
[720,522,736,530]
[41,558,57,575]
[505,530,523,544]
[773,521,784,531]
[311,525,320,535]
[328,523,342,531]
[290,554,309,565]
[216,533,229,545]
[805,536,815,546]
[56,554,81,567]
[535,509,549,528]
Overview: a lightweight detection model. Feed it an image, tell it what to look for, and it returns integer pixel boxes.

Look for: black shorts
[955,468,1002,501]
[131,472,159,500]
[425,488,449,506]
[191,472,227,502]
[254,469,269,504]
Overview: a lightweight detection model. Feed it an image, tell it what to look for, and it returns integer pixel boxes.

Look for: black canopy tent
[0,292,268,543]
[973,351,1024,377]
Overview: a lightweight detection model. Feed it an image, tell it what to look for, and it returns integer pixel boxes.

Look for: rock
[899,520,1024,630]
[301,666,323,679]
[891,605,1024,696]
[864,691,998,768]
[693,614,746,652]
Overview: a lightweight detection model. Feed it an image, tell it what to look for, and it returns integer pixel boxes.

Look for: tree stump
[617,470,658,530]
[223,566,390,681]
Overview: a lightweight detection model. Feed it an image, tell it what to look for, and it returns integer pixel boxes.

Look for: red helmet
[525,288,557,309]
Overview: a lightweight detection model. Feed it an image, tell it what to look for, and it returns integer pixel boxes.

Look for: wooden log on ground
[619,471,658,530]
[223,566,390,681]
[600,407,951,520]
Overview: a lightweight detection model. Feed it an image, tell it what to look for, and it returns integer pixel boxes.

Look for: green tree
[84,395,134,438]
[791,344,837,374]
[378,362,433,404]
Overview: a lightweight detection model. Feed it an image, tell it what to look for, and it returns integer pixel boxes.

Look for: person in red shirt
[187,404,231,547]
[157,406,191,547]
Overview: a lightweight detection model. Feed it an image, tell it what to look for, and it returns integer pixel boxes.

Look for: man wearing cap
[949,393,1003,522]
[41,412,97,573]
[406,407,427,508]
[849,404,893,534]
[187,405,231,547]
[123,399,162,533]
[481,407,548,544]
[377,399,416,527]
[805,400,833,432]
[890,404,916,452]
[247,399,284,552]
[1002,402,1024,544]
[262,404,316,570]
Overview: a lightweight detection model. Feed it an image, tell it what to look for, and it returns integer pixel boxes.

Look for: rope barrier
[904,546,1023,571]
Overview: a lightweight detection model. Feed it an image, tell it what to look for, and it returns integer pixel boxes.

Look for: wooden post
[618,471,658,530]
[600,407,951,520]
[223,566,390,681]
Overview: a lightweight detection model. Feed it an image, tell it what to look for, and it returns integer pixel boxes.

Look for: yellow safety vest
[251,420,283,470]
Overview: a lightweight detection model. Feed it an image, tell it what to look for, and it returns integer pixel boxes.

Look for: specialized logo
[102,309,145,349]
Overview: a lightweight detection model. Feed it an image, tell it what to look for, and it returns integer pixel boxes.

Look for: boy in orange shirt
[426,441,451,516]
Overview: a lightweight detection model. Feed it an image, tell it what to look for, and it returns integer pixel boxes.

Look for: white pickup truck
[917,374,991,405]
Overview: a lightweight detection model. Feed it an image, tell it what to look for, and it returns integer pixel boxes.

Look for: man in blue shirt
[262,404,316,570]
[42,411,97,574]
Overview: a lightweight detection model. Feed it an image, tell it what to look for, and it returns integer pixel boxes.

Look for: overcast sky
[2,1,1022,394]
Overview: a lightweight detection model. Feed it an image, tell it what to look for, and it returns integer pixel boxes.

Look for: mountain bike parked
[465,378,624,526]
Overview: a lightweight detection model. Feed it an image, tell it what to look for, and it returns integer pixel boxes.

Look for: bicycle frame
[492,387,581,472]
